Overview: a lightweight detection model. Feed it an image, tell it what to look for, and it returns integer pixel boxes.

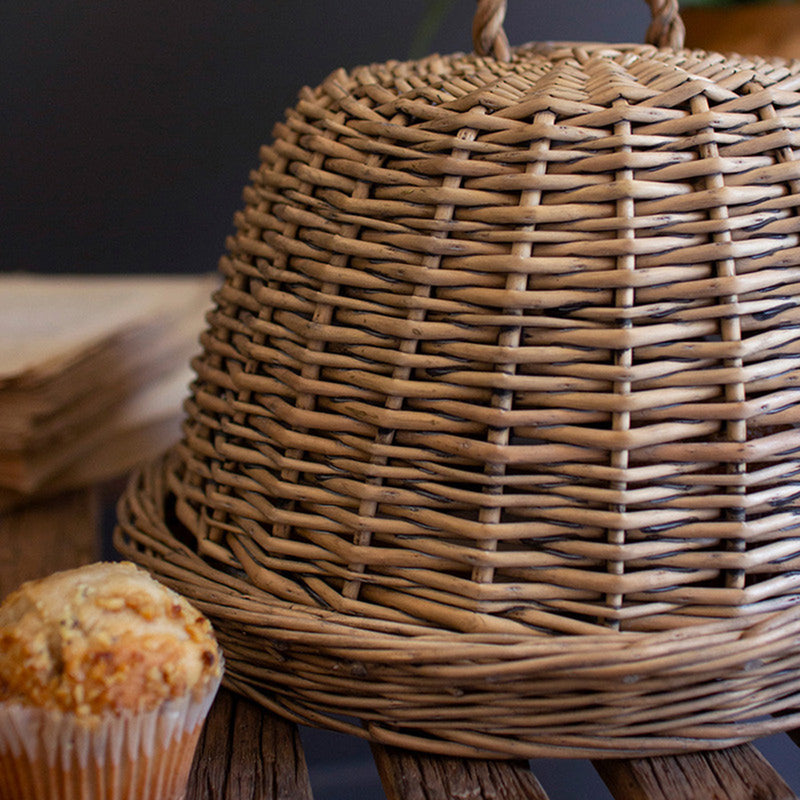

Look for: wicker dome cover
[116,0,800,758]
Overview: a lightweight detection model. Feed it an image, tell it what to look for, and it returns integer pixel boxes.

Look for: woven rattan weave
[116,0,800,757]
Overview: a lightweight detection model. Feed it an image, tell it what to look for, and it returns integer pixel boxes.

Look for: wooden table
[3,486,799,800]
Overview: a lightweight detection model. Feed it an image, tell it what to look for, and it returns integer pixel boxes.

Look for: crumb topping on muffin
[0,562,222,715]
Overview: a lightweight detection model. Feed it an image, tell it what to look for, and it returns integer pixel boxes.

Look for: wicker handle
[472,0,686,61]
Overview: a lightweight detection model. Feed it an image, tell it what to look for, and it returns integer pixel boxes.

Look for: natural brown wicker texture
[116,0,800,758]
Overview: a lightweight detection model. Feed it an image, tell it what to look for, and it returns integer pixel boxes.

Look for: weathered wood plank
[187,687,314,800]
[593,744,797,800]
[0,487,99,596]
[372,743,549,800]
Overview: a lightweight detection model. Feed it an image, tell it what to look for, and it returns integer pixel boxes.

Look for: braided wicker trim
[116,456,800,759]
[473,0,685,60]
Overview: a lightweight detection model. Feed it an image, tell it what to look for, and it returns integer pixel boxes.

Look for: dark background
[7,2,800,798]
[3,0,652,277]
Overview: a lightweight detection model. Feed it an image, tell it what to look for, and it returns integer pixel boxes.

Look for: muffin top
[0,562,222,716]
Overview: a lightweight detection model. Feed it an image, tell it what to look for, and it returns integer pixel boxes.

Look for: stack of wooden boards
[0,273,216,508]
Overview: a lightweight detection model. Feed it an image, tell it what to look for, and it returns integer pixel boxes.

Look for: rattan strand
[116,5,800,758]
[473,0,685,60]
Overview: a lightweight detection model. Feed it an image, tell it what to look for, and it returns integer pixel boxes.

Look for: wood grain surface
[594,744,798,800]
[187,687,313,800]
[372,743,550,800]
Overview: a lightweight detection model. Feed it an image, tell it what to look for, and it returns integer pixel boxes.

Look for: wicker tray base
[115,457,800,759]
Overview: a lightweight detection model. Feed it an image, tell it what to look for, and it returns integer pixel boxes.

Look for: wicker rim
[472,0,686,61]
[116,455,800,759]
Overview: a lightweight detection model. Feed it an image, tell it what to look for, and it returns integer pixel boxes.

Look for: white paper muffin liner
[0,672,222,800]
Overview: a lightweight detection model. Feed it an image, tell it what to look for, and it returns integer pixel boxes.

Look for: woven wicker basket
[115,0,800,758]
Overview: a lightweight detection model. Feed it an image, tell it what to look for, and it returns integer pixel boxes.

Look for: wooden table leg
[0,487,100,596]
[371,743,550,800]
[187,687,314,800]
[593,744,797,800]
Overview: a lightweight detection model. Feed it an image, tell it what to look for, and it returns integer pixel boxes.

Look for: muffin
[0,561,223,800]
